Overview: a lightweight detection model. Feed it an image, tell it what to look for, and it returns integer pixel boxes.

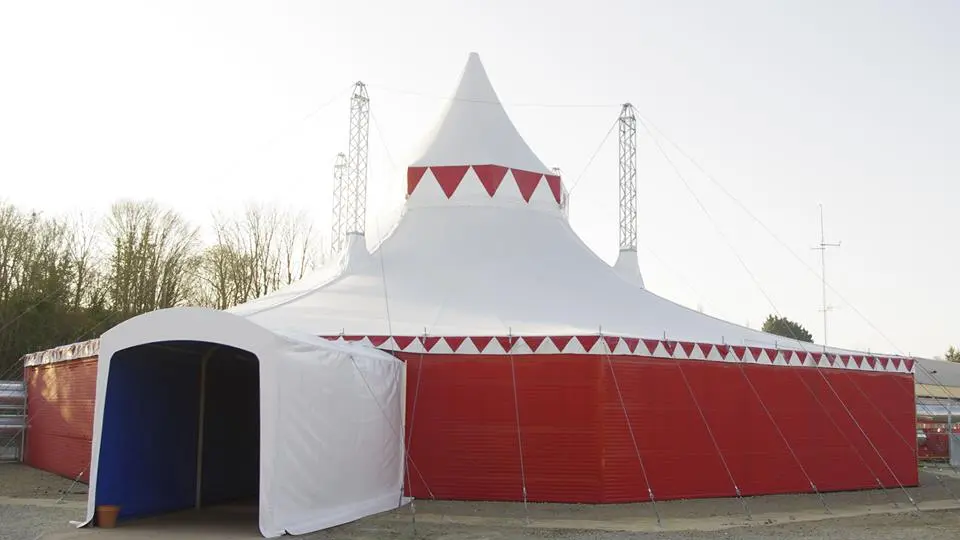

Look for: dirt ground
[0,463,87,502]
[4,462,960,540]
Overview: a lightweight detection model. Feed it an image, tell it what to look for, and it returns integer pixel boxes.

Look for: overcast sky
[1,0,957,358]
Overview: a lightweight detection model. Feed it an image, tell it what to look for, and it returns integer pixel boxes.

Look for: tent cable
[839,370,957,503]
[506,329,531,524]
[667,343,753,520]
[788,364,906,509]
[638,110,928,512]
[566,118,619,197]
[366,107,446,533]
[600,328,662,527]
[640,112,831,512]
[634,107,960,471]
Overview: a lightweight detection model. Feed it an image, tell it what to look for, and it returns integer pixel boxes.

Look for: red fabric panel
[511,170,543,202]
[430,166,470,198]
[24,358,98,482]
[602,358,745,501]
[399,353,917,503]
[473,165,509,196]
[406,167,427,195]
[401,354,602,502]
[544,175,562,203]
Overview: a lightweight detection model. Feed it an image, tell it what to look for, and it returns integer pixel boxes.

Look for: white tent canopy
[227,53,908,368]
[81,307,406,537]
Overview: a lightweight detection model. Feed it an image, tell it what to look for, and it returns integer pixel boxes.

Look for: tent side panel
[811,368,918,487]
[601,358,918,502]
[400,353,602,502]
[24,357,98,482]
[601,357,748,502]
[96,348,201,520]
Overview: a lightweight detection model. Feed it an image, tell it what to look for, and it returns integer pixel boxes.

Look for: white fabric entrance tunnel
[80,307,407,537]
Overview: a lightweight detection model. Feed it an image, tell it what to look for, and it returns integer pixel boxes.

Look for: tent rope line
[565,117,619,197]
[636,103,958,481]
[635,107,934,372]
[839,370,959,503]
[798,353,922,509]
[638,107,923,511]
[668,347,753,520]
[788,365,909,510]
[905,362,960,481]
[397,346,426,516]
[734,358,831,514]
[600,328,662,527]
[506,329,531,523]
[345,348,436,499]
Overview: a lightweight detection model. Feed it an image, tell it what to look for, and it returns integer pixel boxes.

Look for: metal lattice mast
[330,152,348,254]
[344,82,370,236]
[618,103,638,251]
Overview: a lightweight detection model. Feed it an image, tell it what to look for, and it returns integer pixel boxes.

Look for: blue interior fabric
[95,342,259,522]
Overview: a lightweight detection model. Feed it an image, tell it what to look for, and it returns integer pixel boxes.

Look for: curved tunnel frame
[82,307,283,535]
[95,340,261,522]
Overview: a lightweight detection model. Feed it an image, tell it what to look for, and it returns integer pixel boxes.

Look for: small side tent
[80,307,407,537]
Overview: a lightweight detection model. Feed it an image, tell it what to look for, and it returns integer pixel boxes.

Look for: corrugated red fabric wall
[400,353,918,503]
[24,358,98,482]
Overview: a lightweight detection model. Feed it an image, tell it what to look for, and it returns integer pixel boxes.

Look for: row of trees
[0,199,325,375]
[2,196,954,375]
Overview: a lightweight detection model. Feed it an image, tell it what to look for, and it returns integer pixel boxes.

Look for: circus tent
[230,53,918,504]
[69,52,918,537]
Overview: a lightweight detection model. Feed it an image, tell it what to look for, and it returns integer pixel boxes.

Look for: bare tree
[2,197,325,372]
[0,202,80,373]
[104,200,200,317]
[279,208,322,286]
[196,203,324,309]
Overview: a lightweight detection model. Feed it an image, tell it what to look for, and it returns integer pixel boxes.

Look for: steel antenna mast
[330,81,371,255]
[618,103,638,252]
[812,203,841,346]
[344,82,370,236]
[330,152,348,255]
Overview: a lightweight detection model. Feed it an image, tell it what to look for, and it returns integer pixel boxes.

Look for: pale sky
[1,0,957,358]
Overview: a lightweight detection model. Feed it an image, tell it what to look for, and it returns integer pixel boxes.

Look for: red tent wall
[24,356,98,482]
[400,353,918,503]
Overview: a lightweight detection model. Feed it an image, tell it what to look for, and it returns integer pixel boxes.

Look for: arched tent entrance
[81,307,408,537]
[97,340,261,520]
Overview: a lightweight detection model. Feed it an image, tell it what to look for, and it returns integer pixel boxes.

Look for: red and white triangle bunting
[313,334,914,374]
[406,165,563,205]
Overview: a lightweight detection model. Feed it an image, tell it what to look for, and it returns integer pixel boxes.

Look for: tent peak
[405,53,560,212]
[409,53,550,173]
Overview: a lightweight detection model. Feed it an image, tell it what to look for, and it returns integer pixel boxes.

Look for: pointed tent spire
[410,52,550,173]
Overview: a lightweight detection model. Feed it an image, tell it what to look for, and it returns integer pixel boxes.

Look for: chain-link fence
[0,380,26,462]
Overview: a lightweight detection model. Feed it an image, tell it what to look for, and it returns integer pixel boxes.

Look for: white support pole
[195,348,215,509]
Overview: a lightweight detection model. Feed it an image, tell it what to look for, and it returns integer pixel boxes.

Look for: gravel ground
[0,464,86,502]
[305,509,960,539]
[0,463,86,540]
[4,463,960,540]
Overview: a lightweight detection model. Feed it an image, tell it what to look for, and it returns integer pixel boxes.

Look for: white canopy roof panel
[228,53,909,371]
[410,52,550,173]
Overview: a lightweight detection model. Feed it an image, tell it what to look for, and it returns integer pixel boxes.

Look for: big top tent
[229,52,917,505]
[78,52,918,536]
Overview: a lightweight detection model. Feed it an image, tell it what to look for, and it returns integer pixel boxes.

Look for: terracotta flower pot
[96,505,121,528]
